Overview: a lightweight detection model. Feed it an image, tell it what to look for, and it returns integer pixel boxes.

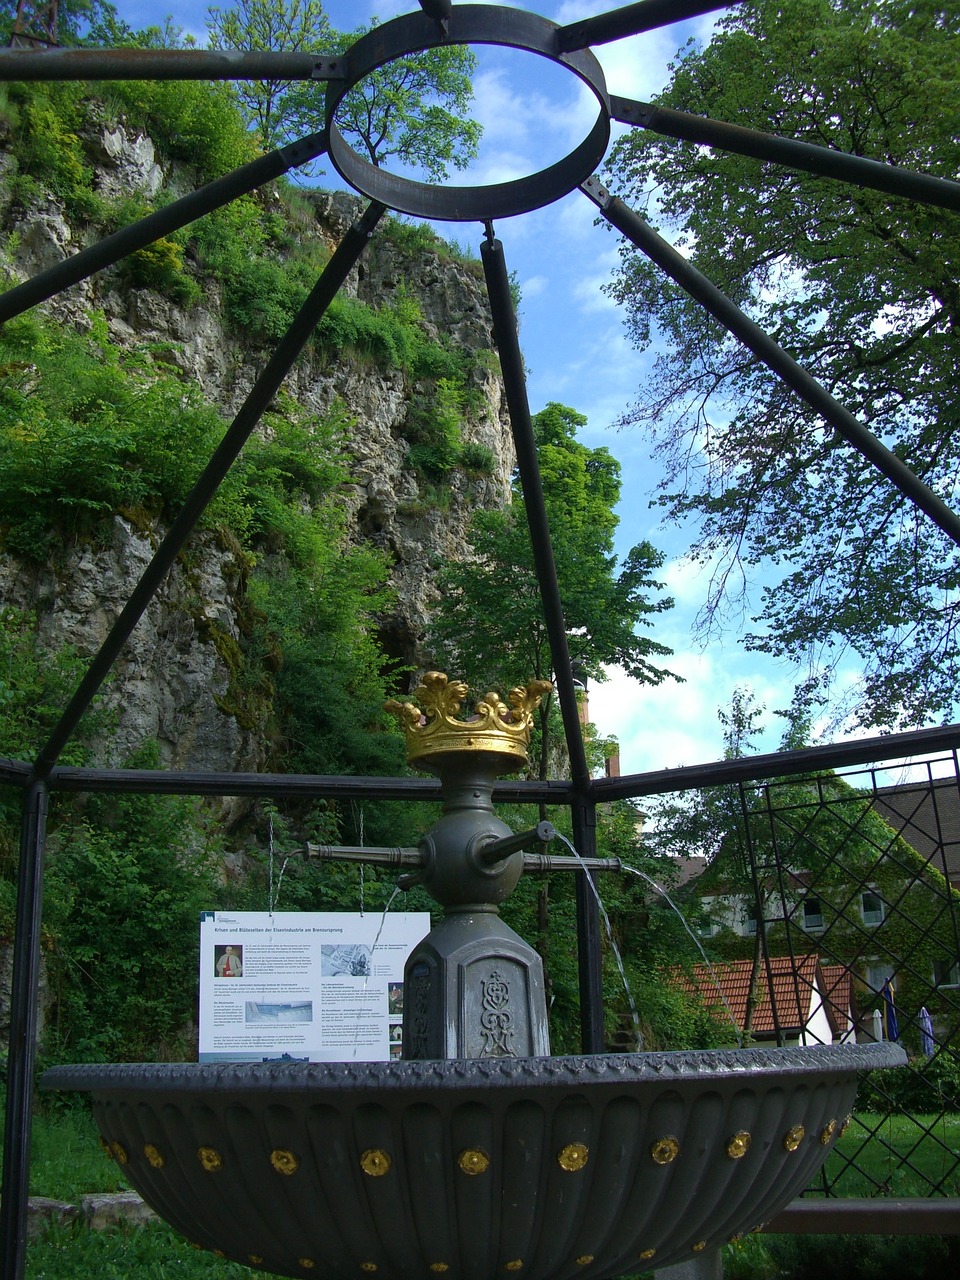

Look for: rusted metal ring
[324,5,610,222]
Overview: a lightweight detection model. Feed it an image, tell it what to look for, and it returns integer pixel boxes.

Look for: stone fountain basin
[43,1043,903,1280]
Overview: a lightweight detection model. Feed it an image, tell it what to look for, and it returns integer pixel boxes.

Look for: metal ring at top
[325,5,610,222]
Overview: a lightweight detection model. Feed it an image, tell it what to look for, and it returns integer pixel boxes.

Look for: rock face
[0,119,514,775]
[0,517,257,773]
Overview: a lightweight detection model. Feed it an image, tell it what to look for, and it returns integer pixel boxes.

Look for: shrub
[102,79,257,181]
[5,82,92,215]
[856,1049,960,1113]
[42,747,223,1063]
[458,441,496,475]
[762,1232,955,1280]
[403,378,464,481]
[121,237,201,306]
[0,313,234,555]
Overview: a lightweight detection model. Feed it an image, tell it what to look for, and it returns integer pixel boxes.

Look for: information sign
[198,910,429,1063]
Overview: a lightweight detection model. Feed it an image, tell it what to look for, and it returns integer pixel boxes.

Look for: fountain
[42,673,904,1278]
[12,4,942,1273]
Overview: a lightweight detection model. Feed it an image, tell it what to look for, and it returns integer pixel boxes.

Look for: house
[870,777,960,894]
[671,769,960,1044]
[674,953,855,1047]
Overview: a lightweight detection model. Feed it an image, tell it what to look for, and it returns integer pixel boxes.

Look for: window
[802,897,824,931]
[861,891,885,926]
[933,958,960,988]
[865,963,895,994]
[742,905,758,937]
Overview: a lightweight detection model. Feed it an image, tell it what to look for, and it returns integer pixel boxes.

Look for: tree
[288,21,481,183]
[429,402,674,781]
[604,0,960,731]
[206,0,334,151]
[0,0,118,45]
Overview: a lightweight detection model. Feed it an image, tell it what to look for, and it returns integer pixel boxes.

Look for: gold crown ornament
[385,672,553,773]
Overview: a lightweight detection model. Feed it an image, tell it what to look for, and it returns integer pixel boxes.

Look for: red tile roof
[674,954,849,1039]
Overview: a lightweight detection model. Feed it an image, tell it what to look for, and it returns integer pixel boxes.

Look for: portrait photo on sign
[214,944,243,978]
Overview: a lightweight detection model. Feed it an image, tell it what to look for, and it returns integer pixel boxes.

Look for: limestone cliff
[0,114,513,775]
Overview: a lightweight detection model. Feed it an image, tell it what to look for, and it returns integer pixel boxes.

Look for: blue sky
[104,1,855,771]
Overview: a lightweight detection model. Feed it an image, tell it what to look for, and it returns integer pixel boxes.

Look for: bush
[763,1233,956,1280]
[856,1049,960,1113]
[5,82,92,216]
[42,747,223,1064]
[0,313,234,555]
[121,236,201,306]
[102,79,257,181]
[457,441,496,475]
[403,378,464,481]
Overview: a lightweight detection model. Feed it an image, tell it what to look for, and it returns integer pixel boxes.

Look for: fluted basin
[42,1042,903,1279]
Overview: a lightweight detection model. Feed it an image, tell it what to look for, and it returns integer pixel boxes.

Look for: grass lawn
[819,1111,960,1197]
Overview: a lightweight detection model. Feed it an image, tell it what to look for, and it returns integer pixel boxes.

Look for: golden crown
[385,672,553,771]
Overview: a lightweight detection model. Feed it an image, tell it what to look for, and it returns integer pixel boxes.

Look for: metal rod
[479,231,591,789]
[305,844,424,868]
[0,778,49,1280]
[13,720,960,803]
[0,131,328,324]
[611,97,960,213]
[592,722,960,801]
[44,765,569,804]
[765,1197,960,1235]
[571,796,605,1053]
[0,758,33,785]
[558,0,739,51]
[582,176,960,551]
[0,47,345,80]
[475,819,556,865]
[522,852,622,874]
[34,201,386,775]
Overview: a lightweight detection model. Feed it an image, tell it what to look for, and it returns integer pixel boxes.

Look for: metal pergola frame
[1,3,960,1276]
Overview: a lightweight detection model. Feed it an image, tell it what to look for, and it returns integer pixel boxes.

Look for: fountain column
[386,672,553,1059]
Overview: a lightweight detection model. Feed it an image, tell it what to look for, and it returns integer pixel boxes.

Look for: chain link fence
[654,746,960,1200]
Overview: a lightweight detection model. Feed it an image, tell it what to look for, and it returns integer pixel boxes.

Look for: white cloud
[521,274,549,299]
[588,644,798,777]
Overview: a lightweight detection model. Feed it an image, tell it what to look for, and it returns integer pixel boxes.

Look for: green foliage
[246,523,404,781]
[0,312,235,555]
[760,1232,956,1280]
[0,607,107,941]
[0,607,96,771]
[291,21,481,183]
[120,236,201,306]
[604,0,960,730]
[457,441,496,475]
[857,1049,960,1114]
[3,81,98,219]
[24,1218,256,1278]
[404,378,465,481]
[494,795,722,1054]
[101,79,257,180]
[381,220,486,280]
[431,402,675,779]
[41,751,223,1064]
[26,1105,129,1200]
[206,0,333,151]
[189,192,329,343]
[225,249,311,341]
